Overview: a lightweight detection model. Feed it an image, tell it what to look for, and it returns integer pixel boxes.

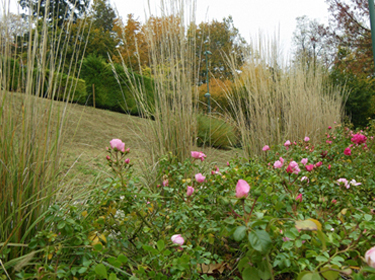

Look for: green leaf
[108,273,117,280]
[316,256,328,262]
[364,214,372,221]
[242,267,260,280]
[296,239,303,248]
[320,265,340,280]
[117,254,128,264]
[156,240,165,251]
[234,226,247,242]
[78,267,88,274]
[93,243,103,251]
[316,230,327,251]
[238,257,250,272]
[163,249,172,256]
[94,264,108,279]
[362,266,375,273]
[248,230,272,253]
[57,221,66,229]
[299,271,322,280]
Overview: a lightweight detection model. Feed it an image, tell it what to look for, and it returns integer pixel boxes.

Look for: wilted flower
[195,173,205,183]
[365,247,375,268]
[236,179,250,199]
[162,179,169,187]
[344,148,352,156]
[186,186,194,196]
[350,179,362,186]
[301,176,309,183]
[337,178,349,189]
[262,145,270,151]
[110,139,125,152]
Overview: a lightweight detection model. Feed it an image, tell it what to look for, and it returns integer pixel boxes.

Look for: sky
[110,0,331,55]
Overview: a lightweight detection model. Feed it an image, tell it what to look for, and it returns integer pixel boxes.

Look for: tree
[292,15,332,69]
[112,14,148,71]
[325,0,373,75]
[91,0,116,32]
[19,0,89,27]
[188,16,248,84]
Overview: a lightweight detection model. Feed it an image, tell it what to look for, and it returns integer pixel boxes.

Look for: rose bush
[13,123,375,280]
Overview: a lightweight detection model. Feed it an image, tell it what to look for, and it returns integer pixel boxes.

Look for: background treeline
[2,0,375,126]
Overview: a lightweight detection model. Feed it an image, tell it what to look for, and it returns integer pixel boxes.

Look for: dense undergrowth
[2,121,374,280]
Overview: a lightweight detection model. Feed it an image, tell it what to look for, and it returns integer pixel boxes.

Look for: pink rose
[273,160,283,169]
[305,164,314,172]
[171,234,185,246]
[328,164,331,170]
[186,186,194,196]
[331,199,337,204]
[328,126,332,129]
[262,145,270,151]
[296,193,303,202]
[304,137,310,142]
[365,246,375,268]
[191,151,207,161]
[125,158,130,164]
[301,158,308,165]
[236,179,250,199]
[315,161,323,168]
[163,179,169,187]
[326,140,332,144]
[351,133,367,145]
[284,140,291,149]
[279,157,285,164]
[286,161,300,174]
[195,173,205,183]
[106,155,111,161]
[110,139,125,152]
[344,147,351,156]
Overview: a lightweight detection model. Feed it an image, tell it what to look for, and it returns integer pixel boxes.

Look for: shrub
[54,73,88,104]
[197,114,238,149]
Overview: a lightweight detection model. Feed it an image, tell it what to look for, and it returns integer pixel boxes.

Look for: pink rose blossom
[344,147,351,156]
[284,140,291,149]
[351,133,367,145]
[191,151,207,161]
[227,161,230,166]
[262,145,270,151]
[163,179,169,187]
[273,160,283,169]
[171,234,185,246]
[186,186,194,196]
[106,155,110,161]
[331,199,337,204]
[326,140,332,144]
[286,161,300,174]
[304,136,310,142]
[315,161,323,168]
[195,173,205,183]
[301,158,308,165]
[328,164,331,170]
[236,179,250,199]
[296,193,303,202]
[328,126,332,129]
[305,164,314,172]
[125,158,130,164]
[365,246,375,268]
[110,139,125,152]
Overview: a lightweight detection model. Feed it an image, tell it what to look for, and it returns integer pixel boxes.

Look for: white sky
[111,0,331,55]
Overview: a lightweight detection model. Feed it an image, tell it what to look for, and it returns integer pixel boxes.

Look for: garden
[1,0,375,279]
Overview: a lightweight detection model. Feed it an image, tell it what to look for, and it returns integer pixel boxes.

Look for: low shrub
[5,122,375,280]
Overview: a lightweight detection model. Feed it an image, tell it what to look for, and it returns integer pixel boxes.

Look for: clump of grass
[0,1,89,270]
[197,114,238,149]
[226,36,346,157]
[113,0,200,165]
